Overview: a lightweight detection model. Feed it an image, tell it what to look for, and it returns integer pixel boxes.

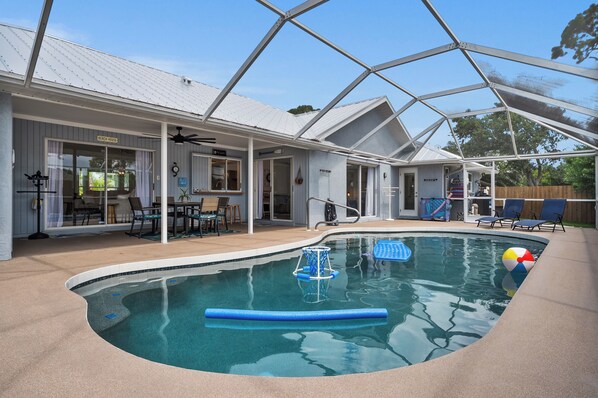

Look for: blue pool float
[373,240,412,262]
[204,308,388,321]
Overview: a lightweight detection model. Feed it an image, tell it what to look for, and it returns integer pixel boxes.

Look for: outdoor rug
[135,228,240,241]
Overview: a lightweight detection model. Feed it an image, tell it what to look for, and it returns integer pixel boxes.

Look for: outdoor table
[153,200,202,237]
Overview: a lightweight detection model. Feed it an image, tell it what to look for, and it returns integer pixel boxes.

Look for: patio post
[248,137,253,234]
[160,122,168,244]
[0,93,12,260]
[491,161,496,217]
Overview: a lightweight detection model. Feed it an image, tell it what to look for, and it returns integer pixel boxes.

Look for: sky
[0,0,595,150]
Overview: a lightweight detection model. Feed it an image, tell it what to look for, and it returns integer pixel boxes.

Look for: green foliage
[288,105,319,115]
[561,153,595,195]
[178,188,191,201]
[445,112,563,186]
[551,4,598,64]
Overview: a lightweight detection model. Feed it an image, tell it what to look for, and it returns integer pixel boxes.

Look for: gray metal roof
[0,23,300,135]
[0,23,390,144]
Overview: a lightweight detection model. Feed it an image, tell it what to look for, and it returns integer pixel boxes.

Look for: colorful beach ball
[501,272,527,297]
[502,247,536,273]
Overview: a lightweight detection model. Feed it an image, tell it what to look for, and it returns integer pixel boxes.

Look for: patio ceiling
[2,0,597,164]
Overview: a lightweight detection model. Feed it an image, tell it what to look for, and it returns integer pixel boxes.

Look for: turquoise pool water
[76,233,546,377]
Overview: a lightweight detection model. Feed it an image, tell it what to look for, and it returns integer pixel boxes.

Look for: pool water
[76,233,545,377]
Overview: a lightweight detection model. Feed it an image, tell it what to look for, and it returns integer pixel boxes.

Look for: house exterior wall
[326,105,392,149]
[307,150,390,227]
[417,164,445,198]
[307,151,347,227]
[11,118,249,236]
[0,93,12,259]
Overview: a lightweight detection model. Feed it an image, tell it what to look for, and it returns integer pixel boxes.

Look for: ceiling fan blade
[188,141,203,146]
[185,134,198,138]
[188,137,216,142]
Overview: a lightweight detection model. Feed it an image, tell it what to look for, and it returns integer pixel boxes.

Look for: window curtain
[135,150,152,207]
[256,160,264,219]
[47,140,64,227]
[365,167,375,216]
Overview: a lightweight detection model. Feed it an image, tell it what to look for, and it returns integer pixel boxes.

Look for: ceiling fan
[169,126,216,146]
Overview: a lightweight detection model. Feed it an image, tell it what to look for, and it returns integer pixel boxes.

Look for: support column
[491,161,496,216]
[462,163,469,223]
[247,137,254,234]
[160,122,168,244]
[0,93,13,260]
[595,155,597,230]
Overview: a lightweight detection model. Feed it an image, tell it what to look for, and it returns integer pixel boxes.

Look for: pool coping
[2,221,597,397]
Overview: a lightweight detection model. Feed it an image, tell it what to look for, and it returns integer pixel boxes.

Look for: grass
[563,221,595,228]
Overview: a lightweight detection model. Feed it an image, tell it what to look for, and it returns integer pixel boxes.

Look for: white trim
[398,167,418,217]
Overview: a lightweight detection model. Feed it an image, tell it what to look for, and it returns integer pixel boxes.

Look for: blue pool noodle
[296,273,311,280]
[205,308,388,321]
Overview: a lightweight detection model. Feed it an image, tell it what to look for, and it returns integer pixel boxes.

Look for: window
[210,158,240,191]
[192,154,242,193]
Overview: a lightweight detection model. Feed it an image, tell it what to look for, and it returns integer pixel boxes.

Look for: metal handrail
[306,196,360,231]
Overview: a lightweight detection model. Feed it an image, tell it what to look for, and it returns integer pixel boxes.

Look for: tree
[288,105,319,115]
[551,4,598,64]
[445,112,563,186]
[560,148,596,195]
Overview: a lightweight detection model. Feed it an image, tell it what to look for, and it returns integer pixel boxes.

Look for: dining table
[152,200,202,237]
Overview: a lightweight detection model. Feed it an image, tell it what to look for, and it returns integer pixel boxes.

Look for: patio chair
[127,197,162,238]
[512,199,567,232]
[72,197,102,225]
[185,197,220,237]
[217,197,230,231]
[476,199,524,228]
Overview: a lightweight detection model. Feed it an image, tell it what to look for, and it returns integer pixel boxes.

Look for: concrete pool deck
[1,220,597,397]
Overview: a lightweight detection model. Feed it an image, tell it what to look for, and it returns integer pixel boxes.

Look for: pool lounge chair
[476,199,524,228]
[512,199,567,232]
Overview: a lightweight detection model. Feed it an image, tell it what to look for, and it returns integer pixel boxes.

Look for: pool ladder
[306,197,360,231]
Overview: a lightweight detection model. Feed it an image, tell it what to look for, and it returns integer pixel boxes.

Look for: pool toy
[373,240,412,262]
[204,308,388,321]
[502,247,536,273]
[293,246,338,280]
[501,272,527,297]
[419,193,453,221]
[205,318,387,330]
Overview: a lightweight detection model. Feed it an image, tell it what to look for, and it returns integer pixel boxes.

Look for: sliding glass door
[47,140,152,228]
[346,163,376,217]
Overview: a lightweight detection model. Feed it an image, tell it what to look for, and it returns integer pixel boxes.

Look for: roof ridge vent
[181,76,192,85]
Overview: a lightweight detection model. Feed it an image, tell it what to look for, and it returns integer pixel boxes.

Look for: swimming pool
[73,232,546,377]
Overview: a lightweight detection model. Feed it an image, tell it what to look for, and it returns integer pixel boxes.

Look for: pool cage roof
[6,0,598,164]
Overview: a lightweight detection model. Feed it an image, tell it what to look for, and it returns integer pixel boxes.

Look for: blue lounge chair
[512,199,567,232]
[476,199,524,228]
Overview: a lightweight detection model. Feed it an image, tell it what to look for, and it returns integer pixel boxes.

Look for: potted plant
[178,188,191,203]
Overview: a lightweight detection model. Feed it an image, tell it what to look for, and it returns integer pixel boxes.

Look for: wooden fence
[495,185,595,225]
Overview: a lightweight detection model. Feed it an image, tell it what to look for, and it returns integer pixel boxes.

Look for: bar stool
[227,204,242,224]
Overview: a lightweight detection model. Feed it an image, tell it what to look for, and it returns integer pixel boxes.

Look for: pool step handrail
[306,196,360,231]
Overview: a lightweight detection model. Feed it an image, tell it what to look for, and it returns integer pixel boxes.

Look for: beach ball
[502,247,535,273]
[501,273,527,297]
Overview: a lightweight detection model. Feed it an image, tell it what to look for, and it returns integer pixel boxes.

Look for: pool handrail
[306,196,360,231]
